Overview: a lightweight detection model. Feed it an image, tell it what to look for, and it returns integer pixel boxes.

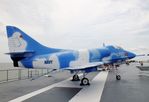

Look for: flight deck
[0,63,149,102]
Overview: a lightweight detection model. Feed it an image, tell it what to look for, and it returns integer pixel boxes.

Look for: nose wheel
[116,75,121,80]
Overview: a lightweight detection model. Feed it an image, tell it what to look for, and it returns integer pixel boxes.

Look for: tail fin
[6,26,62,66]
[6,26,62,53]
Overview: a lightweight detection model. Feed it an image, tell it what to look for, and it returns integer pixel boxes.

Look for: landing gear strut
[115,65,121,80]
[71,71,90,85]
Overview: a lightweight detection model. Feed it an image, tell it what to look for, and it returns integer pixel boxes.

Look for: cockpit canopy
[105,45,124,51]
[113,46,123,50]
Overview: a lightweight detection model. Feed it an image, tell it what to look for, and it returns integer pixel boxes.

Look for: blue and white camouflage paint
[6,26,136,73]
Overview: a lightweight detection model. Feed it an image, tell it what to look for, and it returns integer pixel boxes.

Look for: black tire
[80,78,90,86]
[116,75,121,80]
[102,69,106,71]
[72,75,80,81]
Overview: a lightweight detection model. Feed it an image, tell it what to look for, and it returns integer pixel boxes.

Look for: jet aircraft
[6,26,136,85]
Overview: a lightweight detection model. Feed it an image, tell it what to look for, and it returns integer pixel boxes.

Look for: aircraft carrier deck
[0,63,149,102]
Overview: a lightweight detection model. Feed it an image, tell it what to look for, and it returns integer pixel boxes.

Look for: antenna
[103,43,105,47]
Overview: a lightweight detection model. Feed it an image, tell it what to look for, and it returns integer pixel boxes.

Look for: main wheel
[116,75,121,80]
[72,75,80,81]
[80,78,90,86]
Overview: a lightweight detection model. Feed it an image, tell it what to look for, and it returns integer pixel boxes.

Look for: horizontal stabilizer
[5,51,35,57]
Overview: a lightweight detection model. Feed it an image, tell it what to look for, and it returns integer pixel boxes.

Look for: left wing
[64,62,103,70]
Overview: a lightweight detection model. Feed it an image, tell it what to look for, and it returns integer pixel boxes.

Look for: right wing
[64,62,103,71]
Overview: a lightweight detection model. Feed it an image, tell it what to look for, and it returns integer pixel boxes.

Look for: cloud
[0,0,149,62]
[0,22,6,37]
[130,47,149,53]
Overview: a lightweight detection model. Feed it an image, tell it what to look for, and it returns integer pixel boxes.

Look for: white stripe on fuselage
[70,49,89,67]
[22,49,90,69]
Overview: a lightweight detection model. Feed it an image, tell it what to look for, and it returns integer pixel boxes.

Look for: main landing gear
[72,74,80,81]
[80,72,90,86]
[72,72,90,86]
[80,77,90,86]
[79,72,90,86]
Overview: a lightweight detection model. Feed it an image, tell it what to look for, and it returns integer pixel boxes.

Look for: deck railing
[0,68,51,83]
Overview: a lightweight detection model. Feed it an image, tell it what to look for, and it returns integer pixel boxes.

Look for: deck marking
[9,72,107,102]
[9,74,83,102]
[69,71,108,102]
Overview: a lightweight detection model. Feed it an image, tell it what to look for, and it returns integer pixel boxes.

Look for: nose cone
[128,51,136,59]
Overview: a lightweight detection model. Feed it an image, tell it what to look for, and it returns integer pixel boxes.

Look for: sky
[0,0,149,62]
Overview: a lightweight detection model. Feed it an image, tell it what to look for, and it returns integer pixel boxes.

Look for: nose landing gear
[116,75,121,80]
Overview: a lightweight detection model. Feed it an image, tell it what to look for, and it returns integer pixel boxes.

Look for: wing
[64,62,103,70]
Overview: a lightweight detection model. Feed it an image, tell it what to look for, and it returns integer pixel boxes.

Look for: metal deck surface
[0,63,149,102]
